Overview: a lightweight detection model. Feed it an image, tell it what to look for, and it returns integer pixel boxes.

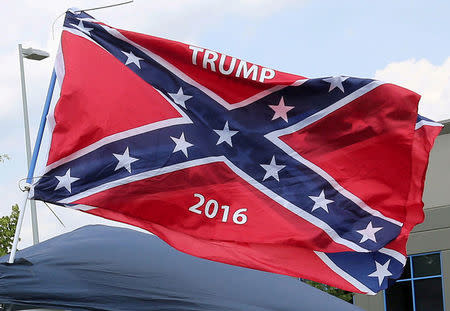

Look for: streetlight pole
[18,43,49,245]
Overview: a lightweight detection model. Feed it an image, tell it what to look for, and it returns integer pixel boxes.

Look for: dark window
[385,281,413,311]
[412,253,441,278]
[384,252,444,311]
[414,278,444,311]
[400,257,411,279]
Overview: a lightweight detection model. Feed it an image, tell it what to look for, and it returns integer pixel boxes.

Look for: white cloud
[374,57,450,121]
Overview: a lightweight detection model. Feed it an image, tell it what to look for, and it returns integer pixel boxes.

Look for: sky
[0,0,449,249]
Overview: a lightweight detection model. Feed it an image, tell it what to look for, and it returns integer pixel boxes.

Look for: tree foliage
[0,154,10,162]
[303,279,354,303]
[0,205,20,257]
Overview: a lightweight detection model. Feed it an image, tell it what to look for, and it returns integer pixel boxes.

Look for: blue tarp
[0,225,362,310]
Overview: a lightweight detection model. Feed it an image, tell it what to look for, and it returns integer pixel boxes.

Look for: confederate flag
[31,10,442,294]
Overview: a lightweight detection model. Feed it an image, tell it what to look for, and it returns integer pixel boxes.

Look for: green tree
[303,279,354,303]
[0,205,20,257]
[0,154,10,162]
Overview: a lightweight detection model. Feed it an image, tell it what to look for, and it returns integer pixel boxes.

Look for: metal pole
[74,0,133,12]
[8,70,57,264]
[8,190,30,263]
[18,44,39,245]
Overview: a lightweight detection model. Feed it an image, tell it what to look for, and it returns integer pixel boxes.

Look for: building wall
[355,121,450,310]
[422,127,450,210]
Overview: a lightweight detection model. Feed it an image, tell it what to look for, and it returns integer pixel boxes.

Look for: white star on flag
[368,260,392,286]
[269,97,294,122]
[322,76,349,93]
[168,87,192,109]
[122,51,144,69]
[171,132,194,157]
[71,20,93,35]
[214,121,239,147]
[356,221,383,243]
[260,156,286,181]
[55,168,80,193]
[113,147,139,173]
[309,190,334,213]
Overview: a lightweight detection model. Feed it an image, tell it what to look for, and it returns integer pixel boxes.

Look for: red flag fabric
[31,10,442,294]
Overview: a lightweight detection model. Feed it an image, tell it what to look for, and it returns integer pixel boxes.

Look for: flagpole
[73,0,133,13]
[8,191,30,264]
[27,70,57,185]
[8,70,57,264]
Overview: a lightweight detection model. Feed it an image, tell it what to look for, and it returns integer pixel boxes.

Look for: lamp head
[22,47,49,61]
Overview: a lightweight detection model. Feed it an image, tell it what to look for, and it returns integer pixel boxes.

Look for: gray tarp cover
[0,225,362,311]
